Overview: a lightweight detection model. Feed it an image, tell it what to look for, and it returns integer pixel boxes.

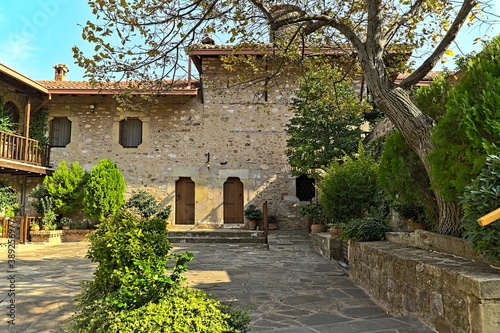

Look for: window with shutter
[119,118,142,148]
[50,117,71,147]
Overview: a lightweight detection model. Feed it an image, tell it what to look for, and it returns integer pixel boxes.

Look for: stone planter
[30,230,62,243]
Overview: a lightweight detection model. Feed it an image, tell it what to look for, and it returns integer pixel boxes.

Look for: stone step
[167,230,266,244]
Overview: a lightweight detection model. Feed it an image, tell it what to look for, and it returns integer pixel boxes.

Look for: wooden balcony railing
[0,130,51,167]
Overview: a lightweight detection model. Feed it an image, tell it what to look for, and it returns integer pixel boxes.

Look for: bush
[83,159,126,221]
[44,160,86,215]
[318,145,380,224]
[70,210,248,333]
[428,36,500,202]
[378,131,437,225]
[0,183,19,217]
[340,217,391,242]
[29,184,49,215]
[461,155,500,262]
[126,190,172,219]
[81,287,247,333]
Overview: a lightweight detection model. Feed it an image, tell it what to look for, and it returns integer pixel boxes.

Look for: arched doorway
[3,101,19,131]
[175,177,195,225]
[223,177,244,224]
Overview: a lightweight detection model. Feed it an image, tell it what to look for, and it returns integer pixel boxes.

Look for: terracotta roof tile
[35,79,200,95]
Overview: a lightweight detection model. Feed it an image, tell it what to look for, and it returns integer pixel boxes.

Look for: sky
[0,0,499,81]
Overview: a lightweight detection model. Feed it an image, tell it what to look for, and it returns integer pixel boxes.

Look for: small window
[119,118,142,148]
[296,174,315,201]
[50,117,71,147]
[3,101,19,131]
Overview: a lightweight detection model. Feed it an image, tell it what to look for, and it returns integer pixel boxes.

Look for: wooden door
[175,177,195,225]
[223,177,244,224]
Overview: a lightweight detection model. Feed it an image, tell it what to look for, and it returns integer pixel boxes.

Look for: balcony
[0,130,51,175]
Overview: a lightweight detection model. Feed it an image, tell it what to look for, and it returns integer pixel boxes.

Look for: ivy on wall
[29,107,49,144]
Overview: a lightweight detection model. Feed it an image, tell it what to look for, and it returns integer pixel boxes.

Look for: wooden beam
[24,98,31,162]
[478,208,500,226]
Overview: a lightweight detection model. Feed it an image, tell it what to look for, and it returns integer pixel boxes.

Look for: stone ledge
[386,230,500,267]
[310,232,343,260]
[349,240,500,333]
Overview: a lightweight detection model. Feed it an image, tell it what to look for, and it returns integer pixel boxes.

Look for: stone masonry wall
[46,58,307,229]
[349,240,500,333]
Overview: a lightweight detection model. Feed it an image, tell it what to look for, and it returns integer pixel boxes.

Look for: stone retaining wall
[61,229,95,242]
[310,232,343,260]
[348,239,500,333]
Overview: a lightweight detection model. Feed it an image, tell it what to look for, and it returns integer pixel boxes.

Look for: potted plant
[394,201,428,232]
[60,217,72,230]
[244,204,262,230]
[268,215,278,230]
[298,203,326,233]
[41,197,57,231]
[327,223,345,238]
[30,221,40,231]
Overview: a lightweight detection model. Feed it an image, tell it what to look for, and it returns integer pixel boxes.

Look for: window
[50,117,71,147]
[296,174,315,201]
[119,118,142,148]
[3,101,19,131]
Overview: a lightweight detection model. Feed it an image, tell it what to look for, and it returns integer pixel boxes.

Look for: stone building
[1,47,326,230]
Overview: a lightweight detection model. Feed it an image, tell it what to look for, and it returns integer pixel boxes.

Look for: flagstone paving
[0,232,436,332]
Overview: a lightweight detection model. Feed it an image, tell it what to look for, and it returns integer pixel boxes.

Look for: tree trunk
[364,71,462,236]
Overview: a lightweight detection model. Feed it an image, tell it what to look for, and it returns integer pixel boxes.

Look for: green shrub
[83,159,126,221]
[44,160,86,215]
[461,155,500,262]
[125,190,171,219]
[71,210,249,333]
[318,145,380,224]
[0,183,19,217]
[297,203,327,224]
[340,217,391,242]
[428,36,500,202]
[29,184,49,215]
[378,131,437,225]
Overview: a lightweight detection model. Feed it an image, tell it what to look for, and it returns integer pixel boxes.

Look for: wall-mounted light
[205,152,211,168]
[89,104,95,112]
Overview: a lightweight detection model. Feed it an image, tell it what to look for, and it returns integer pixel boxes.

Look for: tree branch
[383,0,426,44]
[400,0,478,88]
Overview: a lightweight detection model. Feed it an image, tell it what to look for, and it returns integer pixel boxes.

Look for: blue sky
[0,0,498,81]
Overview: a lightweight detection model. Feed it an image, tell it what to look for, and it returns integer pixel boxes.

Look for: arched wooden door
[175,177,195,225]
[223,177,244,224]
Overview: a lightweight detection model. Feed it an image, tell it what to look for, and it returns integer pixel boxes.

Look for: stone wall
[45,57,308,229]
[348,239,500,333]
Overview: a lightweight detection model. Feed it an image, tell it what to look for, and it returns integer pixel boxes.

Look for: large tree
[74,0,497,235]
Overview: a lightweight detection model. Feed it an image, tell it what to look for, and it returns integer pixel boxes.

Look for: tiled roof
[394,71,441,86]
[36,79,200,95]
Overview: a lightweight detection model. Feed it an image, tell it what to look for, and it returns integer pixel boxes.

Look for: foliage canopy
[286,63,368,174]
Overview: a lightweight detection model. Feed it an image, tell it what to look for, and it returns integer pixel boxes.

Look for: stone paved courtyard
[0,232,435,332]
